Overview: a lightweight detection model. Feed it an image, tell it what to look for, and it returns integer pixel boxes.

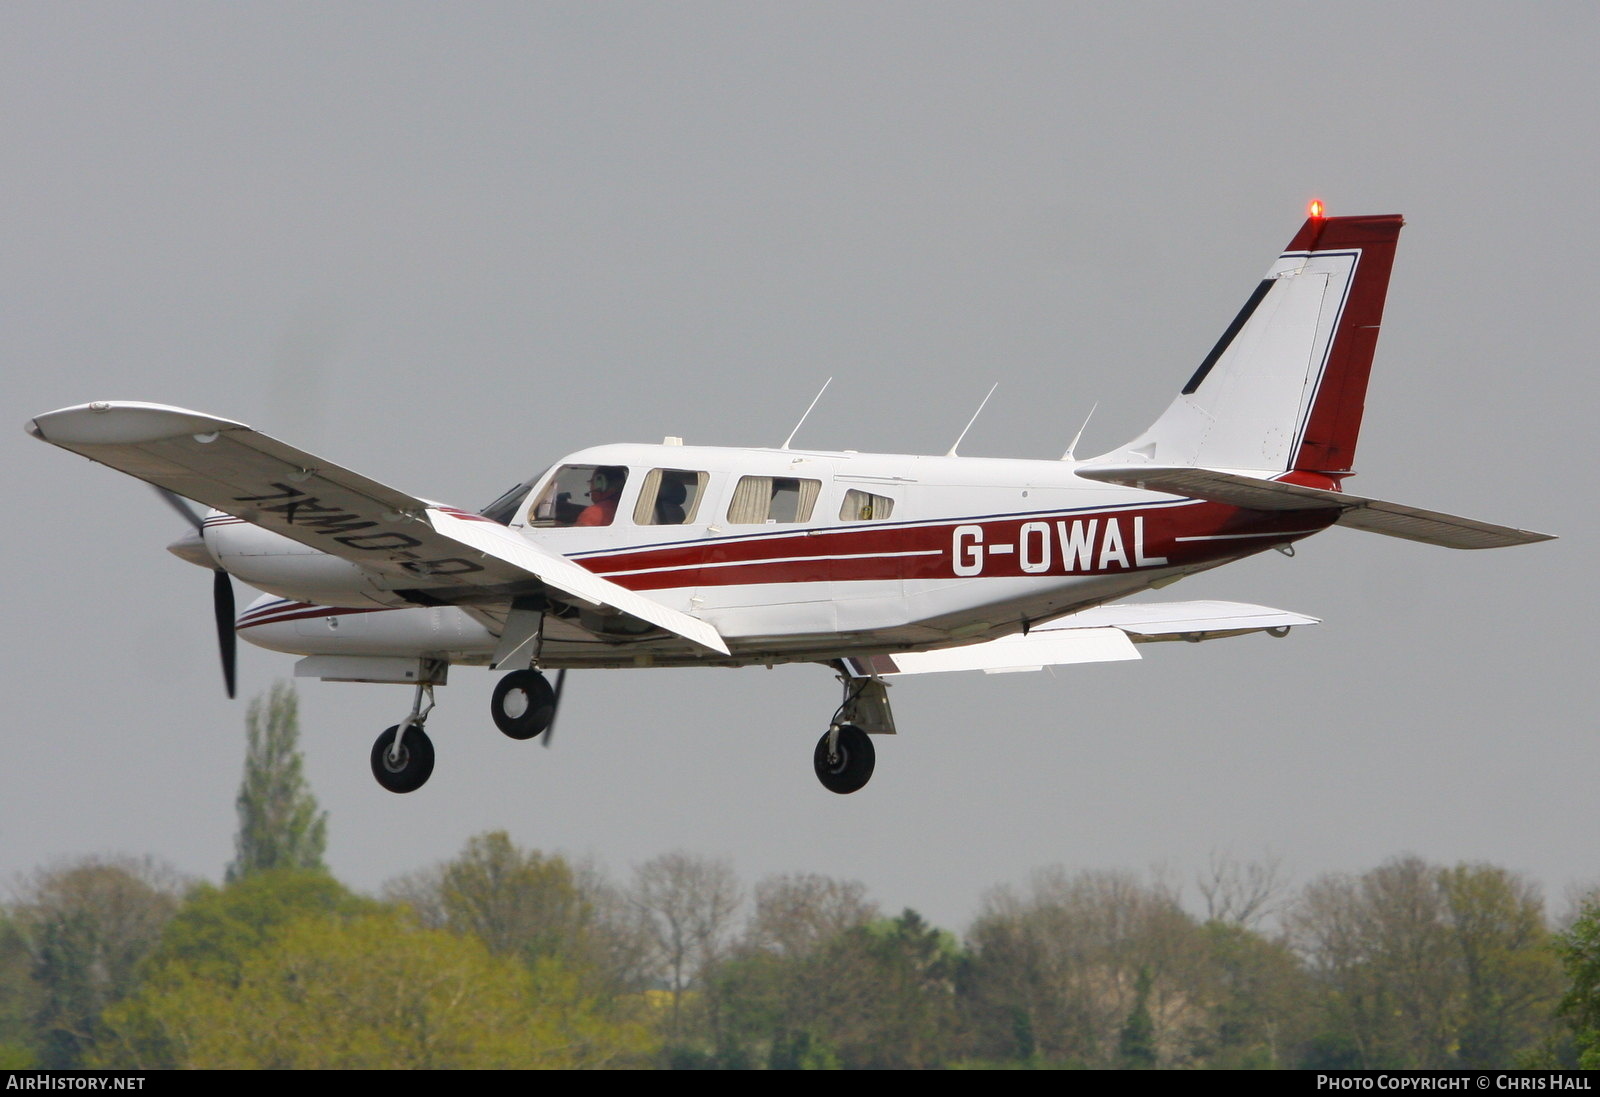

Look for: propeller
[540,669,566,748]
[156,488,238,699]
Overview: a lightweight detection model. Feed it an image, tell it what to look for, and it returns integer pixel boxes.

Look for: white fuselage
[228,443,1334,670]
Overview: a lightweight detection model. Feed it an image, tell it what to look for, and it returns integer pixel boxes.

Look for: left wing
[28,401,728,655]
[841,600,1316,676]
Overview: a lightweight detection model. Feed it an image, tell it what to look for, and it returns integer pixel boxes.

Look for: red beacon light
[1308,199,1326,219]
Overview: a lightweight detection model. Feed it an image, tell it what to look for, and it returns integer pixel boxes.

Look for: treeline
[4,684,1598,1069]
[3,843,1599,1069]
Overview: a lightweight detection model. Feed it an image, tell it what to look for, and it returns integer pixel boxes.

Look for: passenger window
[528,464,630,528]
[632,469,709,526]
[727,476,821,524]
[839,489,895,522]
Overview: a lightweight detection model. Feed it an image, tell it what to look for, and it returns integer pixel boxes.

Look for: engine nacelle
[236,592,496,661]
[200,513,413,608]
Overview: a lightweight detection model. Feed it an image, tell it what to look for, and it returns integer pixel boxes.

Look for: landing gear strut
[812,672,895,794]
[371,680,437,794]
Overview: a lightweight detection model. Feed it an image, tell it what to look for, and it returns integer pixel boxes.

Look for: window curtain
[728,476,771,524]
[631,468,664,525]
[795,478,822,522]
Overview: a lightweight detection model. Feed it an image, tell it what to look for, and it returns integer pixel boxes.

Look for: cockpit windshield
[478,469,547,526]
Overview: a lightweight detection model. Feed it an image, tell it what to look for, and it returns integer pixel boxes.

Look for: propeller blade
[156,486,236,697]
[155,487,205,531]
[213,568,237,699]
[541,668,566,748]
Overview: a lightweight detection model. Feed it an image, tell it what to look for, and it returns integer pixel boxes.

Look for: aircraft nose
[166,526,215,568]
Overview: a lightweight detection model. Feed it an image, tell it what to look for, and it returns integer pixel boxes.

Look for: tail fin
[1103,212,1404,476]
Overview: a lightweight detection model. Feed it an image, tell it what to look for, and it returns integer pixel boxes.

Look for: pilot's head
[588,466,626,501]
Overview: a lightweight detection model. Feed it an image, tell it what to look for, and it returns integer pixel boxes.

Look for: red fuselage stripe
[574,499,1336,590]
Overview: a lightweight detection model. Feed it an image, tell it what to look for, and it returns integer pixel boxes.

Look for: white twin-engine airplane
[29,209,1552,796]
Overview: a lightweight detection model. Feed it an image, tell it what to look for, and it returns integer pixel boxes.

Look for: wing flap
[845,628,1140,677]
[1076,465,1553,549]
[29,401,728,655]
[1038,599,1318,640]
[841,600,1314,676]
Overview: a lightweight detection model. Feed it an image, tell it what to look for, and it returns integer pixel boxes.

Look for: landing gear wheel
[813,724,875,794]
[371,723,435,793]
[491,669,557,740]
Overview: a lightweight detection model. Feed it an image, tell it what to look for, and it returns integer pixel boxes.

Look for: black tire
[813,724,875,794]
[491,669,556,740]
[371,724,435,793]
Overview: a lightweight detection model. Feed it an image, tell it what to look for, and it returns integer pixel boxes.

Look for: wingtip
[28,402,245,447]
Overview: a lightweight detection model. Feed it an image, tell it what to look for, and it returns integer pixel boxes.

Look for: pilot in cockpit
[575,466,627,527]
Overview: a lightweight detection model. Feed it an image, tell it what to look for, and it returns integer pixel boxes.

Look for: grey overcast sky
[5,2,1594,929]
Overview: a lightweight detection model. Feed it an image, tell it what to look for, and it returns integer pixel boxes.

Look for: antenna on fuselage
[945,382,998,457]
[1061,402,1098,461]
[780,377,833,450]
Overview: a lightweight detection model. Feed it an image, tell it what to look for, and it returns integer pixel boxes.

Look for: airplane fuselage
[231,443,1339,669]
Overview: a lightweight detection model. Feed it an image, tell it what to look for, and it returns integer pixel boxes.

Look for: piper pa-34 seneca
[29,208,1553,795]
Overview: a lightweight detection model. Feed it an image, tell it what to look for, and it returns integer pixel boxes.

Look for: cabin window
[632,468,709,526]
[727,476,821,524]
[528,464,630,528]
[839,489,895,522]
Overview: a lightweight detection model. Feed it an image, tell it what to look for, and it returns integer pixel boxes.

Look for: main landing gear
[814,724,874,794]
[490,668,557,740]
[371,681,437,794]
[369,666,569,793]
[812,673,896,795]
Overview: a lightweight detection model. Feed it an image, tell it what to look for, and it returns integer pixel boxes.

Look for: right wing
[841,600,1316,676]
[28,401,728,655]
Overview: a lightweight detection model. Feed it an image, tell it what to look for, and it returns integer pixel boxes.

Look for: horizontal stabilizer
[1076,466,1554,550]
[841,600,1314,676]
[28,401,728,655]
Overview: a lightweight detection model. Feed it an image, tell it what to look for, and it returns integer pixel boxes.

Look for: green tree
[1293,857,1560,1069]
[226,681,326,882]
[387,832,589,963]
[1557,899,1600,1069]
[147,868,380,986]
[711,907,964,1069]
[0,911,41,1067]
[1439,864,1560,1067]
[964,869,1208,1068]
[1294,856,1457,1068]
[385,832,651,1006]
[1190,919,1312,1070]
[99,908,654,1068]
[7,857,183,1068]
[91,869,381,1067]
[1118,967,1157,1068]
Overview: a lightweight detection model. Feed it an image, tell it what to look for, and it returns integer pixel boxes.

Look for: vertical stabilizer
[1101,213,1403,476]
